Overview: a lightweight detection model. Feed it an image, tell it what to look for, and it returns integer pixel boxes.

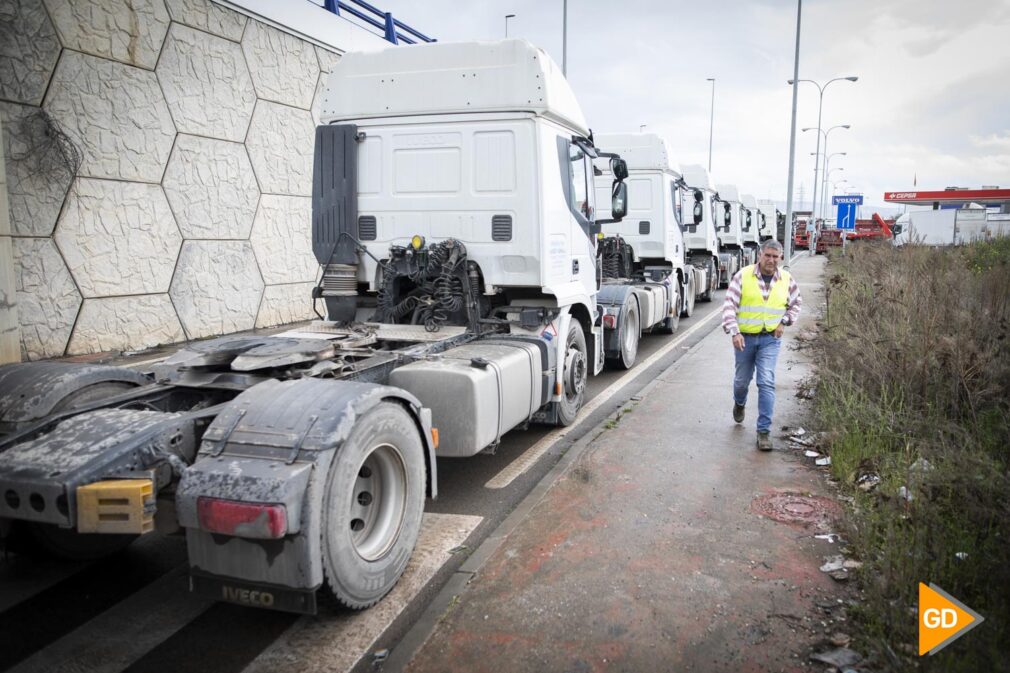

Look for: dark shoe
[733,403,745,424]
[756,431,773,451]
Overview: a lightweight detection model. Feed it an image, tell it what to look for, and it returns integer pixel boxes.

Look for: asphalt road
[0,291,727,673]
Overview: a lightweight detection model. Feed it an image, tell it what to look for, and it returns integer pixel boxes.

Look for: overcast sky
[362,0,1010,212]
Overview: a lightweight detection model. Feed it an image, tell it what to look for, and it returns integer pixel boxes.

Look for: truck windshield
[671,182,683,228]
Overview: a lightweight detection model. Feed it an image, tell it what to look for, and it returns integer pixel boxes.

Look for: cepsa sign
[887,192,918,200]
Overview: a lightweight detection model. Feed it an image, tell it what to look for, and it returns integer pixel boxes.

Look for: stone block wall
[0,0,348,359]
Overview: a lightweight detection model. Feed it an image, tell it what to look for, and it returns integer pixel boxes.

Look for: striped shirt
[722,265,802,335]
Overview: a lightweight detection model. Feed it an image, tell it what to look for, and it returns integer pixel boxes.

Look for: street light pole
[706,77,715,173]
[562,0,568,76]
[505,14,515,37]
[821,151,847,218]
[783,0,802,263]
[788,76,858,225]
[819,127,850,218]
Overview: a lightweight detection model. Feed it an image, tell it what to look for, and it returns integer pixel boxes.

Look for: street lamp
[822,151,847,218]
[783,0,803,264]
[639,124,647,133]
[562,0,568,76]
[789,76,858,229]
[706,77,715,173]
[802,124,851,220]
[505,14,515,37]
[820,126,850,219]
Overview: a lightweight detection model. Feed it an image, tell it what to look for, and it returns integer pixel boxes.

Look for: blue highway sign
[836,203,857,229]
[833,194,864,205]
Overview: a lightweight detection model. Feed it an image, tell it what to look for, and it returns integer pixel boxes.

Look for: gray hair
[760,239,783,253]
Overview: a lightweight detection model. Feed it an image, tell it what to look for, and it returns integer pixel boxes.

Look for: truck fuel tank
[390,340,546,457]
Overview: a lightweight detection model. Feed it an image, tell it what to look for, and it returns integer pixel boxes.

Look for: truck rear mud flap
[189,568,318,615]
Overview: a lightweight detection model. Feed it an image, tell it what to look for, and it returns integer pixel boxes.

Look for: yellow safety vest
[738,265,790,334]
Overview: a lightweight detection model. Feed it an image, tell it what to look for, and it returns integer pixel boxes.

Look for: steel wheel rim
[564,340,586,402]
[349,443,407,561]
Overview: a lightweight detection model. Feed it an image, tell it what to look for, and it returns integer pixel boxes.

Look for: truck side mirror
[610,157,629,181]
[723,204,731,232]
[611,181,628,220]
[692,191,703,226]
[745,212,752,231]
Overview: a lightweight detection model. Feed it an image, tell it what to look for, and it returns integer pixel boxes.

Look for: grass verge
[813,239,1010,672]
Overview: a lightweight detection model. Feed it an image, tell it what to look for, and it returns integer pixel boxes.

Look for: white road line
[242,512,483,673]
[484,306,723,489]
[8,567,214,673]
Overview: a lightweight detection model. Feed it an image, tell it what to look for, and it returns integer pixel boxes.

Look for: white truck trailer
[0,40,628,614]
[740,193,762,260]
[681,164,733,288]
[589,133,714,368]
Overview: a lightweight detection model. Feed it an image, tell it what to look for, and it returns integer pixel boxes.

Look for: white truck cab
[588,133,715,367]
[715,183,748,282]
[682,164,733,287]
[740,194,761,262]
[319,39,628,416]
[757,199,780,241]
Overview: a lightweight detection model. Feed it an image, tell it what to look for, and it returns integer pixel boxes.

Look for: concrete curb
[380,311,723,672]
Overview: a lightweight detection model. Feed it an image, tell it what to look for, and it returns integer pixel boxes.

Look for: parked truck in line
[714,183,749,282]
[681,164,734,288]
[588,133,715,368]
[756,199,781,242]
[740,193,762,261]
[0,39,628,614]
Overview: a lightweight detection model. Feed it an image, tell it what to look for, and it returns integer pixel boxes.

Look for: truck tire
[608,297,639,370]
[699,258,716,302]
[681,274,696,318]
[320,402,426,609]
[555,322,588,426]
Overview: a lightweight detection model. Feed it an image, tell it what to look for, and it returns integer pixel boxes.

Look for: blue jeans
[733,333,782,433]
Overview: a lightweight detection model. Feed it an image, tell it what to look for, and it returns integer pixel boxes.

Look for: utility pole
[783,0,801,264]
[706,78,715,173]
[562,0,568,76]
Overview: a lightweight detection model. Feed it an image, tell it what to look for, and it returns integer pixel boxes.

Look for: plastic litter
[820,555,845,573]
[804,450,820,458]
[816,456,831,466]
[810,648,862,667]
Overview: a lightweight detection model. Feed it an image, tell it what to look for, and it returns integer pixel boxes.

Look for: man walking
[722,239,802,450]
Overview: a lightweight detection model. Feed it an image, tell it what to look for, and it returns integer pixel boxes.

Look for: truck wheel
[556,322,588,426]
[681,275,695,318]
[320,402,425,609]
[29,523,135,560]
[699,258,716,302]
[609,297,639,370]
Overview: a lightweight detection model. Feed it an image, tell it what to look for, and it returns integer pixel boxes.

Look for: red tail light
[602,314,617,329]
[197,497,287,539]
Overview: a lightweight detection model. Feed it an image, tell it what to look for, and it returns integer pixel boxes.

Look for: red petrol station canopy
[884,189,1010,205]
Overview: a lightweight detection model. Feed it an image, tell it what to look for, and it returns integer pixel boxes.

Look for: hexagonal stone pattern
[1,102,75,237]
[164,0,246,42]
[44,51,176,183]
[68,295,185,355]
[13,237,81,360]
[163,134,259,240]
[246,101,315,196]
[242,20,319,110]
[43,0,170,70]
[157,22,255,143]
[315,46,341,74]
[170,240,264,339]
[250,195,316,285]
[256,282,315,328]
[0,0,62,105]
[55,178,182,298]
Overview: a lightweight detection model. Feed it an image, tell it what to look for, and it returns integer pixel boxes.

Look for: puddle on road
[750,492,841,530]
